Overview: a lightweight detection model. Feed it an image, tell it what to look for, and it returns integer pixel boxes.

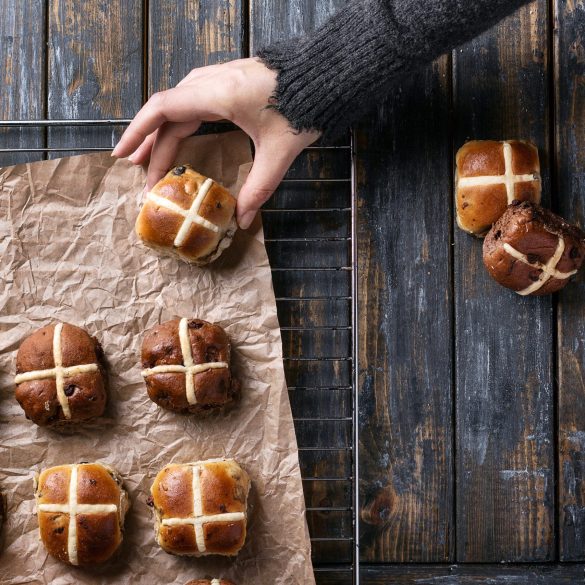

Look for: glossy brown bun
[456,140,541,236]
[34,463,129,566]
[150,458,250,557]
[135,165,237,265]
[483,201,585,296]
[15,323,107,427]
[141,318,240,415]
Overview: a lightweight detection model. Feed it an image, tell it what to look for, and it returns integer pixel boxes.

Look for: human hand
[112,58,320,229]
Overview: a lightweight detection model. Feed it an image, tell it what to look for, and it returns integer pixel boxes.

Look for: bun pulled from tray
[141,318,240,415]
[135,165,237,265]
[34,462,129,566]
[150,458,250,557]
[483,201,585,296]
[456,140,541,236]
[15,323,107,428]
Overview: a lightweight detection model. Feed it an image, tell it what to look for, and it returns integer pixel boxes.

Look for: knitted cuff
[257,0,531,139]
[257,0,403,139]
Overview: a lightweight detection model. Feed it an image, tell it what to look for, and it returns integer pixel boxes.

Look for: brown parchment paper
[0,131,316,585]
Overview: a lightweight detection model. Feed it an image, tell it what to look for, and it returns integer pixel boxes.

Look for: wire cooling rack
[0,119,360,584]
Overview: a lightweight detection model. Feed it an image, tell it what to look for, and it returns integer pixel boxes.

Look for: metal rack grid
[0,119,360,584]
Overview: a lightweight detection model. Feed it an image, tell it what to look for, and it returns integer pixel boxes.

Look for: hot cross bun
[34,463,129,566]
[15,323,107,427]
[135,165,237,265]
[483,201,585,295]
[456,140,541,236]
[141,318,240,415]
[150,458,250,557]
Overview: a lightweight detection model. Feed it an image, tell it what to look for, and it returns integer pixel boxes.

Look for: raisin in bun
[141,318,240,415]
[15,323,107,428]
[135,165,237,265]
[34,463,129,566]
[483,201,585,295]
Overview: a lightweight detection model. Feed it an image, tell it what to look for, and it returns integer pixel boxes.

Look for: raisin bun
[135,165,237,265]
[15,323,107,428]
[34,463,129,566]
[141,318,240,415]
[483,201,585,295]
[456,140,541,236]
[150,458,250,557]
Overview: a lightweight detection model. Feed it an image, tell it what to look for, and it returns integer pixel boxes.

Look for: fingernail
[111,145,120,157]
[238,211,256,230]
[128,153,136,163]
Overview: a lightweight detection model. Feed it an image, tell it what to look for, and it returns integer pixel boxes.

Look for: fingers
[112,86,222,158]
[112,92,169,158]
[146,120,201,189]
[128,131,157,165]
[236,145,297,229]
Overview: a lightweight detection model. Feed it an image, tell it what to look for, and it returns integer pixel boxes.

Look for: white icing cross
[160,462,245,554]
[141,318,228,405]
[211,580,221,585]
[14,323,99,419]
[458,141,539,204]
[37,465,118,566]
[146,177,220,247]
[504,236,578,295]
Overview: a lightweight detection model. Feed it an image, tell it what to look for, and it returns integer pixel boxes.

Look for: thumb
[236,145,297,230]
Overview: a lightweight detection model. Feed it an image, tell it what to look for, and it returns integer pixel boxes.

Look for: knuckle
[148,91,167,110]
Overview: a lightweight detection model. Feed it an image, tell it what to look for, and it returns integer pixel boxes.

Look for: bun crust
[141,318,240,415]
[35,463,128,566]
[135,165,237,265]
[483,201,585,295]
[150,458,250,557]
[456,140,541,236]
[15,323,106,427]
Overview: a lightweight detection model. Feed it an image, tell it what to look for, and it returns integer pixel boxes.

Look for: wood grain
[148,0,243,93]
[453,1,554,562]
[47,0,142,153]
[251,0,346,46]
[0,0,45,165]
[356,564,585,585]
[554,0,585,561]
[356,57,454,561]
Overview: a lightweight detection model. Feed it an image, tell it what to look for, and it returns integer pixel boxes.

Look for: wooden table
[2,1,584,583]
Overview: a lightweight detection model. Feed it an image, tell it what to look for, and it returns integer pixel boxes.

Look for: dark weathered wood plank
[554,0,585,561]
[453,1,554,562]
[148,0,243,93]
[47,0,142,153]
[0,0,45,165]
[315,570,353,585]
[251,1,346,47]
[357,564,585,585]
[356,57,453,561]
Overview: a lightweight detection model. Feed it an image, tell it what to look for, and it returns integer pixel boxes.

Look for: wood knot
[360,486,395,527]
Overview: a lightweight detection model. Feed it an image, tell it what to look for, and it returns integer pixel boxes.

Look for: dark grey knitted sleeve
[257,0,532,137]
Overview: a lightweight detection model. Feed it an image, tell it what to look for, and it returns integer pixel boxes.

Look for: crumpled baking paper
[0,131,315,585]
